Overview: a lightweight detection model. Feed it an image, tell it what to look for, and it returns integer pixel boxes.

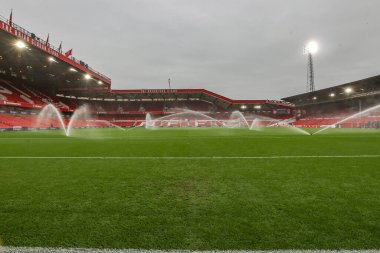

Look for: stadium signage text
[141,89,178,93]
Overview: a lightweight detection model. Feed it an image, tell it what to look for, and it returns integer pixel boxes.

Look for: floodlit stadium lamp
[312,96,317,100]
[84,74,91,80]
[345,87,353,94]
[240,105,247,110]
[69,67,78,72]
[254,105,261,109]
[48,57,57,63]
[98,81,103,85]
[304,41,319,55]
[330,93,335,97]
[15,40,26,49]
[304,40,319,93]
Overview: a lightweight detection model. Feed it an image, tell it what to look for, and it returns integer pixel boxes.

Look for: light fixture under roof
[48,57,57,63]
[345,87,353,94]
[15,40,26,49]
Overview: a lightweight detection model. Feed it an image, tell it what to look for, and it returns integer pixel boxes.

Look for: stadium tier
[0,75,293,130]
[283,75,380,128]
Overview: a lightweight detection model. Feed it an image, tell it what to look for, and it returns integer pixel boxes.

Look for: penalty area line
[0,155,380,159]
[1,248,380,253]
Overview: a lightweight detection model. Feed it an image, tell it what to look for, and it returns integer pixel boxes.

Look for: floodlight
[345,87,353,94]
[329,93,335,97]
[98,81,103,85]
[84,74,91,80]
[312,96,317,100]
[69,68,78,72]
[304,40,319,92]
[48,57,57,63]
[305,41,318,55]
[240,105,247,110]
[15,40,26,49]
[254,105,261,109]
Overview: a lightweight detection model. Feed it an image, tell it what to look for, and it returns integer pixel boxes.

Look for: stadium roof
[0,14,111,89]
[283,75,380,107]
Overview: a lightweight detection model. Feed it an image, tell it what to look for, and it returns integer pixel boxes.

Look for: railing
[0,14,111,82]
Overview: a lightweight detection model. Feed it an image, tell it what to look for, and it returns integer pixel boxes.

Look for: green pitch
[0,127,379,250]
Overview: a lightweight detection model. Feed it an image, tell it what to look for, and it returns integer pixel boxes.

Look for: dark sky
[2,0,380,99]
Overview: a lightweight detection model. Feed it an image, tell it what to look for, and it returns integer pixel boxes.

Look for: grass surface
[0,127,379,250]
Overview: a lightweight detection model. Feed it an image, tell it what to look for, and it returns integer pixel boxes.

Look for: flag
[9,9,13,26]
[65,49,73,57]
[58,41,62,53]
[45,33,49,47]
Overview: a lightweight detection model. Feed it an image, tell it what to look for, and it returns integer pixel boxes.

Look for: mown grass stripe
[0,155,380,159]
[1,247,379,253]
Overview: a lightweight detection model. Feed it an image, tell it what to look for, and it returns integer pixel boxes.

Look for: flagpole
[9,9,13,26]
[46,33,50,47]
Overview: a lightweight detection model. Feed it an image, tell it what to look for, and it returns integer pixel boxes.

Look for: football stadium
[0,3,380,253]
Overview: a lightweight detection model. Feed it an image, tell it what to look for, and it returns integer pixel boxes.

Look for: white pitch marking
[0,155,380,159]
[0,247,379,253]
